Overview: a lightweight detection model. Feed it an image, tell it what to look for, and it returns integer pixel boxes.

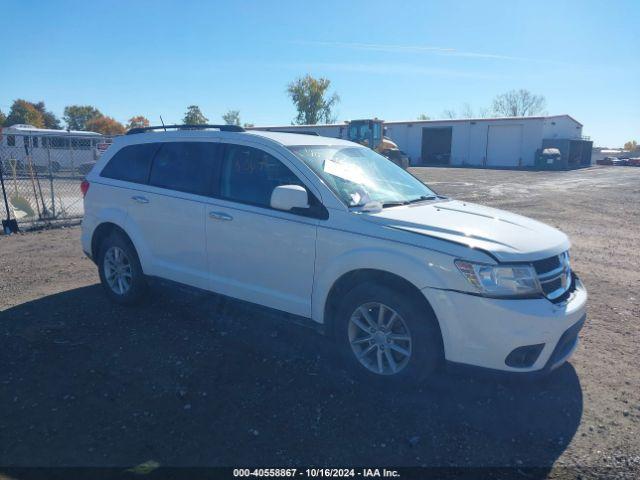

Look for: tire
[50,161,61,173]
[335,282,443,384]
[97,231,147,305]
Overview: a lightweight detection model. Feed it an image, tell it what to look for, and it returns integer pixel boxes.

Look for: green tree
[127,115,150,130]
[222,110,241,126]
[417,113,430,120]
[63,105,102,131]
[492,89,546,117]
[623,140,638,151]
[33,101,61,129]
[0,109,6,126]
[4,99,45,127]
[182,105,208,125]
[85,115,126,135]
[287,74,339,125]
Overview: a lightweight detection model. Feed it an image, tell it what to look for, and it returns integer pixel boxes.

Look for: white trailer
[0,124,103,172]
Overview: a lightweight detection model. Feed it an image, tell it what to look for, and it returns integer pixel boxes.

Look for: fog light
[505,343,545,368]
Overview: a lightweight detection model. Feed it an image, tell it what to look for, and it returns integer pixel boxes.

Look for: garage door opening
[486,125,523,167]
[421,127,452,165]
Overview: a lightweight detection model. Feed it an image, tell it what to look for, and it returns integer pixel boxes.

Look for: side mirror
[270,185,309,211]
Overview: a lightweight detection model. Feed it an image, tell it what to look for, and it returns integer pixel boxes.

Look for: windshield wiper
[406,195,437,204]
[381,201,408,208]
[352,196,437,210]
[349,201,384,212]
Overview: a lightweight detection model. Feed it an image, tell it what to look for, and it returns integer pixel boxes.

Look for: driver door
[204,143,320,317]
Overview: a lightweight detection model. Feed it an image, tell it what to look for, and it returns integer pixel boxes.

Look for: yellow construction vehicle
[346,119,409,169]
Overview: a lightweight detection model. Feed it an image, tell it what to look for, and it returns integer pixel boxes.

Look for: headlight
[454,260,541,298]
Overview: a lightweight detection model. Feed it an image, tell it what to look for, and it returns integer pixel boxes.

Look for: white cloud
[297,41,456,54]
[281,62,502,79]
[296,40,548,63]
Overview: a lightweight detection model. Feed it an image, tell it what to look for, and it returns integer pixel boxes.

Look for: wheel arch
[91,222,136,261]
[322,268,445,355]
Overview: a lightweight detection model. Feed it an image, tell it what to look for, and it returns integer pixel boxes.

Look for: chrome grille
[533,251,572,301]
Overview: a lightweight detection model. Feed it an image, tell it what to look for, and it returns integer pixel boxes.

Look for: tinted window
[220,144,303,207]
[149,142,217,195]
[101,143,159,184]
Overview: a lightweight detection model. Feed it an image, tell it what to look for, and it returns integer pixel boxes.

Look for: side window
[7,135,16,147]
[100,143,159,184]
[148,142,218,195]
[49,137,69,149]
[220,144,304,208]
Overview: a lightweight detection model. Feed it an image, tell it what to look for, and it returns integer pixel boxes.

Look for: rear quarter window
[100,143,160,184]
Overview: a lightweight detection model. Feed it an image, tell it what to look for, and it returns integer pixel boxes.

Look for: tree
[63,105,102,131]
[477,107,491,118]
[287,74,339,125]
[4,99,45,127]
[441,109,457,119]
[460,103,474,119]
[417,113,430,120]
[623,140,638,151]
[0,109,6,126]
[222,110,241,126]
[85,115,126,135]
[33,101,61,129]
[182,105,208,125]
[491,89,546,117]
[127,115,150,130]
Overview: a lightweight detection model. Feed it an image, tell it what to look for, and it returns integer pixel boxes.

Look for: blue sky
[1,0,638,146]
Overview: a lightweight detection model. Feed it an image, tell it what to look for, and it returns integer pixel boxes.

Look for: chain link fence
[0,131,110,230]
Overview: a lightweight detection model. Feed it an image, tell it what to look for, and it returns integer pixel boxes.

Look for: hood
[361,200,570,262]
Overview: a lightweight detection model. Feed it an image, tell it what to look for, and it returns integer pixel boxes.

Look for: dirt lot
[1,166,639,477]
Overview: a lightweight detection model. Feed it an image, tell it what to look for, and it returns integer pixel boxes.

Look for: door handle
[209,211,233,221]
[131,195,149,204]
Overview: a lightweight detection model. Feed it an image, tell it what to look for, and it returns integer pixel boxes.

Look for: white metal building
[253,115,592,168]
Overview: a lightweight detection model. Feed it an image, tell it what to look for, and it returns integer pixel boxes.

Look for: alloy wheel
[348,302,412,375]
[103,246,133,295]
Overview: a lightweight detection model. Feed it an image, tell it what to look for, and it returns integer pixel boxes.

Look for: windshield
[288,145,436,207]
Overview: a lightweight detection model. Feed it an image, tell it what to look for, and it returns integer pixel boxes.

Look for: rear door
[125,140,219,289]
[204,142,319,317]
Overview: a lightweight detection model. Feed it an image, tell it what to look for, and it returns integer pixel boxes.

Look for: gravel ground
[0,166,638,477]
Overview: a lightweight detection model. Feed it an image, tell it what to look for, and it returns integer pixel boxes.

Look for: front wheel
[98,232,147,305]
[335,282,443,384]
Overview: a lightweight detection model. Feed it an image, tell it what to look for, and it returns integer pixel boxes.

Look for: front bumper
[422,277,587,373]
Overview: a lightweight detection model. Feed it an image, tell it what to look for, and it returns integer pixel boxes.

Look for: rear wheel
[335,282,442,384]
[98,232,147,305]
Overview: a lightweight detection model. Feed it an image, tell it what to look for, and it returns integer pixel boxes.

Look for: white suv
[81,125,587,382]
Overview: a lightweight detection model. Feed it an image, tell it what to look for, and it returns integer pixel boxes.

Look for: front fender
[311,246,452,324]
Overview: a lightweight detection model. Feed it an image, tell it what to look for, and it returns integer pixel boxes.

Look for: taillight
[81,180,90,198]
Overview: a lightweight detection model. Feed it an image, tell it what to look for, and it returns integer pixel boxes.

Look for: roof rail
[126,124,245,135]
[269,130,320,136]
